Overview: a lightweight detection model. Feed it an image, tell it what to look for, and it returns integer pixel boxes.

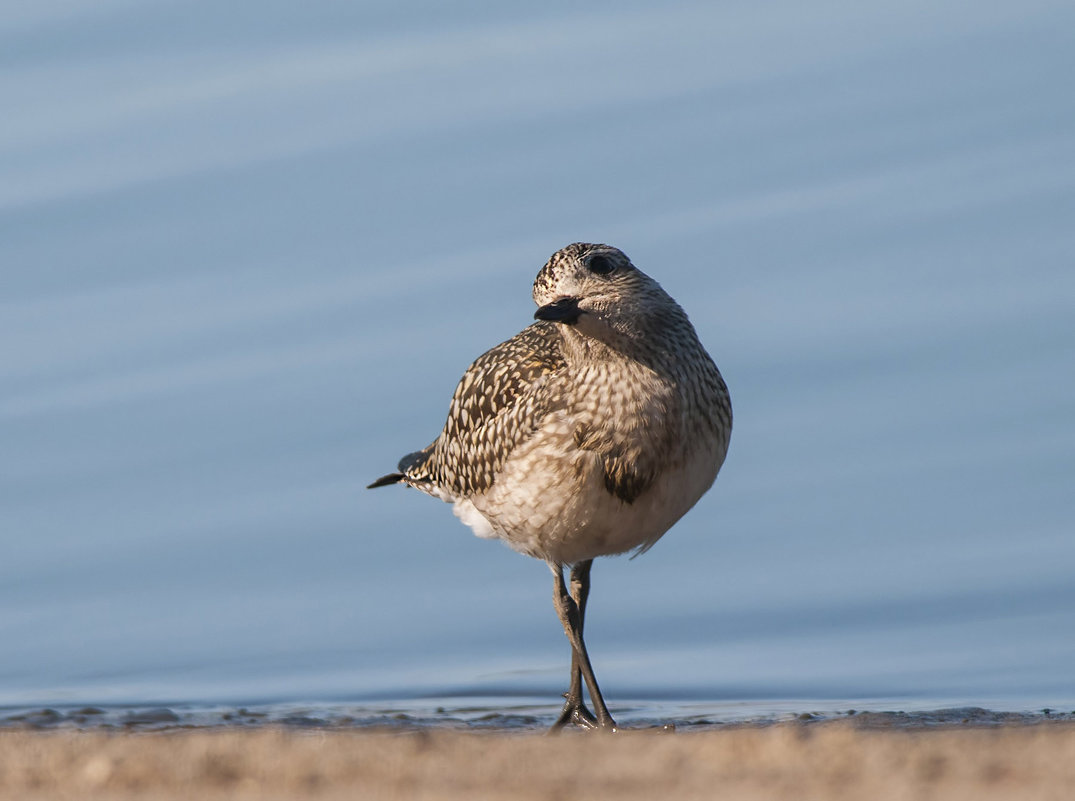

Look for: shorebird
[369,243,732,731]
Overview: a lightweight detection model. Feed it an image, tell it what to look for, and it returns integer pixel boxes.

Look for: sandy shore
[3,719,1074,800]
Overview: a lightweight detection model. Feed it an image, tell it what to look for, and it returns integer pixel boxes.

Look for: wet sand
[3,716,1074,800]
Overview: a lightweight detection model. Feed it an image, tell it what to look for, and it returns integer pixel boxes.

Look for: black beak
[534,297,582,324]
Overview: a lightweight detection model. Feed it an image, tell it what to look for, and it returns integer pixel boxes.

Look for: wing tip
[367,473,405,489]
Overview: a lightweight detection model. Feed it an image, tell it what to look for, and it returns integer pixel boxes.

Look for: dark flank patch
[575,423,653,504]
[601,458,650,504]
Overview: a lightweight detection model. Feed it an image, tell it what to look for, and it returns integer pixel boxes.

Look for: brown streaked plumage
[369,243,732,731]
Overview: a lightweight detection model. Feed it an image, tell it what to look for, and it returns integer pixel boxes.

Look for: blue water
[2,0,1073,716]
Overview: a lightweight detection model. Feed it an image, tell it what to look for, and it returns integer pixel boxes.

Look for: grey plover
[369,243,732,731]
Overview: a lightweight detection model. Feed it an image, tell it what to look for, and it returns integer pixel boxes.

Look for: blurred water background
[2,0,1073,716]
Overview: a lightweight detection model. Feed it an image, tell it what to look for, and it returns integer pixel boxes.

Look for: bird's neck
[560,311,695,375]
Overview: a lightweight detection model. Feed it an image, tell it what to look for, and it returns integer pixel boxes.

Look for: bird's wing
[400,321,566,496]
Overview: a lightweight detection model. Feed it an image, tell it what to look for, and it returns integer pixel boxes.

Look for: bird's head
[532,243,681,348]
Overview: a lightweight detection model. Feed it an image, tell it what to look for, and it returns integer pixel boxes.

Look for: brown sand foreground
[3,721,1075,801]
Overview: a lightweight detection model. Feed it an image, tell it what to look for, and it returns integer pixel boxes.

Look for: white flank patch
[452,498,497,538]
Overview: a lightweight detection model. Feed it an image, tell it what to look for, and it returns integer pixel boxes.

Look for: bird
[368,242,732,731]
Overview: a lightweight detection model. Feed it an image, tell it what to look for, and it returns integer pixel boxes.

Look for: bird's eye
[586,254,616,275]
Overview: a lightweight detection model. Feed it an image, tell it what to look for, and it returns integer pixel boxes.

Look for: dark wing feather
[367,472,404,489]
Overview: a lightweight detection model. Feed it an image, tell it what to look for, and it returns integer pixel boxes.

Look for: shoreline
[2,718,1074,800]
[3,701,1072,732]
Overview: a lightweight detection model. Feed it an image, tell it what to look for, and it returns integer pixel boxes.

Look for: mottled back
[398,321,566,497]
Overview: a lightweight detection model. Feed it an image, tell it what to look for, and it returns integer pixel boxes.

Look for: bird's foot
[548,694,616,733]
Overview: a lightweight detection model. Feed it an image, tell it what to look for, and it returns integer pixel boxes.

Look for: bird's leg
[548,561,617,732]
[551,560,598,730]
